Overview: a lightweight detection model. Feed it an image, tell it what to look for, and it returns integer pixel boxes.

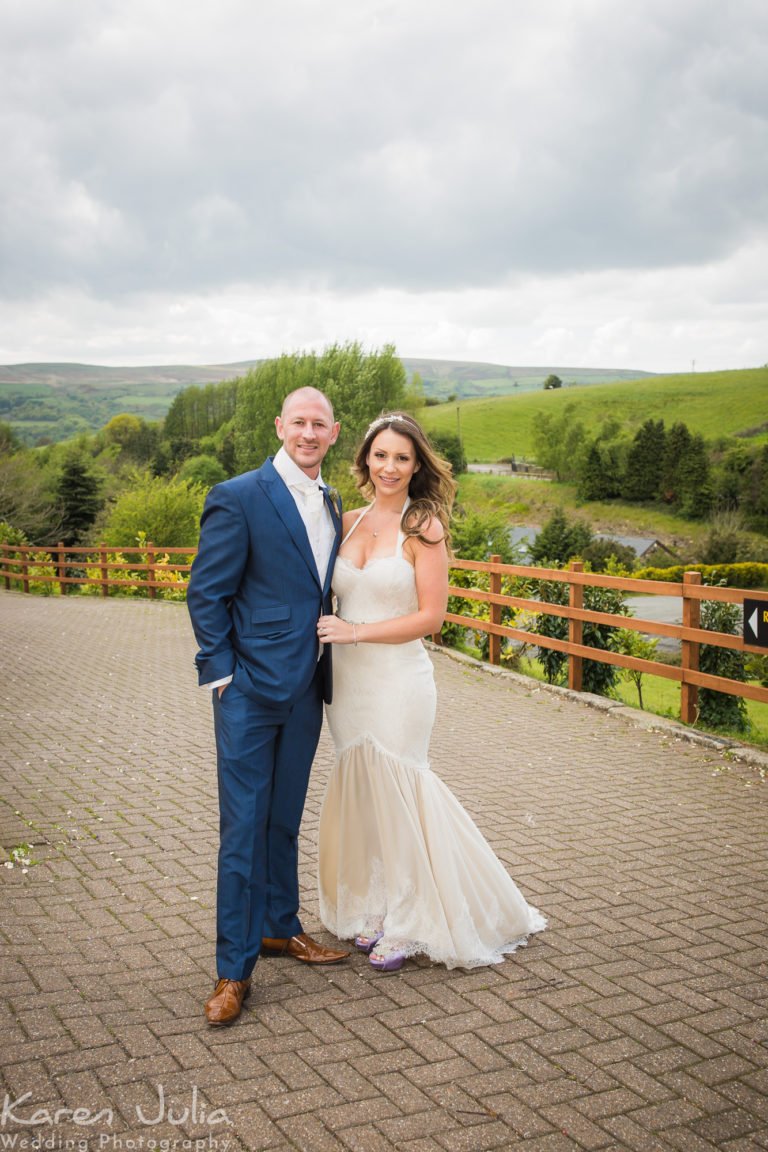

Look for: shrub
[697,595,748,732]
[531,575,628,693]
[177,455,228,489]
[634,563,768,588]
[100,473,205,549]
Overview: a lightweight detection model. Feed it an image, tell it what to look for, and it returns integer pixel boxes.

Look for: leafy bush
[79,538,190,601]
[0,521,27,546]
[532,576,628,693]
[100,473,205,549]
[745,653,768,688]
[177,454,229,489]
[529,508,591,566]
[634,563,768,588]
[440,509,525,655]
[697,596,748,732]
[579,537,636,573]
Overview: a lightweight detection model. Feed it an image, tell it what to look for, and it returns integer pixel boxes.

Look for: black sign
[744,598,768,648]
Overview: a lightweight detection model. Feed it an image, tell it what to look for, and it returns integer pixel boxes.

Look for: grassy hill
[0,356,652,445]
[401,358,653,400]
[419,366,768,461]
[0,360,263,444]
[1,357,762,450]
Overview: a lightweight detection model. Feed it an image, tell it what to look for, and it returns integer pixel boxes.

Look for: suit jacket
[187,457,341,708]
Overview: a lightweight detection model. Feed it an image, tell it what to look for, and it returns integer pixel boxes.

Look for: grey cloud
[1,0,767,303]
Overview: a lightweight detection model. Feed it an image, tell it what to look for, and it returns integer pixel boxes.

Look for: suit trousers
[211,664,324,980]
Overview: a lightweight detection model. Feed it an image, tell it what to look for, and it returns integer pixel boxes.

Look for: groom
[187,386,349,1027]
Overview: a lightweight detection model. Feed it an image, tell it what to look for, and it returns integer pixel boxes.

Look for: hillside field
[0,355,651,444]
[419,367,768,461]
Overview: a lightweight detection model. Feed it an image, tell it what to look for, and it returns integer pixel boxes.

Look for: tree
[615,629,659,710]
[529,508,592,566]
[578,441,625,501]
[740,444,768,533]
[0,421,21,455]
[178,454,229,489]
[233,343,408,477]
[621,419,665,502]
[712,442,753,510]
[0,452,62,543]
[163,379,239,443]
[100,472,206,549]
[678,433,713,519]
[429,431,466,476]
[543,374,562,389]
[441,509,527,659]
[659,422,691,505]
[531,404,586,481]
[101,414,159,463]
[451,508,520,563]
[55,452,104,545]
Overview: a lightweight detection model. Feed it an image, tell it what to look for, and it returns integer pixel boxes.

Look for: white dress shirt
[272,447,335,587]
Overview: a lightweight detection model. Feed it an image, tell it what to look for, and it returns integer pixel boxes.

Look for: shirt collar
[273,446,324,490]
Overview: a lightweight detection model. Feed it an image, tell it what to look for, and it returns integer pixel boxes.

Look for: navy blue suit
[187,457,341,980]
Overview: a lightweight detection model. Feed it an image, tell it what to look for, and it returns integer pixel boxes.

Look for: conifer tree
[741,444,768,533]
[529,508,592,565]
[621,419,665,501]
[679,433,713,519]
[56,453,103,545]
[659,422,692,505]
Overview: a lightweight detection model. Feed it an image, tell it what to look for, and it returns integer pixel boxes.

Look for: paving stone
[2,592,768,1152]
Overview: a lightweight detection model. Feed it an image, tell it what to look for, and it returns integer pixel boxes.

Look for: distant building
[595,535,679,563]
[507,527,679,565]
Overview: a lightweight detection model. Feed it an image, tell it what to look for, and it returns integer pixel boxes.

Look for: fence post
[146,541,157,600]
[20,546,30,594]
[681,570,702,724]
[99,543,110,598]
[2,544,10,591]
[568,560,584,692]
[489,553,502,666]
[56,542,67,596]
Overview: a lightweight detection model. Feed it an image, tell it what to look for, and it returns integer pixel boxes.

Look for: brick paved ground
[1,590,767,1152]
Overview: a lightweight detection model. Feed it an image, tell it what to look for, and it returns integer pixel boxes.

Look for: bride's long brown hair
[352,412,457,547]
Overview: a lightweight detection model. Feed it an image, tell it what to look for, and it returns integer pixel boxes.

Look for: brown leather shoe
[204,978,251,1026]
[260,932,350,965]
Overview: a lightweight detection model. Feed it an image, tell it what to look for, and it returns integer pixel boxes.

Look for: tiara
[366,414,403,436]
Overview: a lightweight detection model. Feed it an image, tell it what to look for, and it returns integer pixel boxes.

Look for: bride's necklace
[369,501,405,538]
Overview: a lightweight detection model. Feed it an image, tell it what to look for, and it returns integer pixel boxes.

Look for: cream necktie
[300,480,325,521]
[298,480,331,596]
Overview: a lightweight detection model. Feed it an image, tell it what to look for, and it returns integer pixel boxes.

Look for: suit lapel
[259,458,321,587]
[322,488,342,597]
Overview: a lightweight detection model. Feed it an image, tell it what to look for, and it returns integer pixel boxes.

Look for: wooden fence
[0,542,192,598]
[2,542,767,725]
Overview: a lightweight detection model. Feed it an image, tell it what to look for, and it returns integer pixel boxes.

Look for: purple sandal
[355,930,384,955]
[369,947,405,972]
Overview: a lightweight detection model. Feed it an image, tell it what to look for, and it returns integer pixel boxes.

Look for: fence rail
[0,541,192,598]
[2,542,767,725]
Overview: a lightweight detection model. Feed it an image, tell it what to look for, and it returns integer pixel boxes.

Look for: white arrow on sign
[748,608,758,637]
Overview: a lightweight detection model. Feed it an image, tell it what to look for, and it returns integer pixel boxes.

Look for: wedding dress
[318,505,546,969]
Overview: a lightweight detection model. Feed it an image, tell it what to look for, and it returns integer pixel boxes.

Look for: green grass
[421,366,768,461]
[454,472,714,552]
[513,656,768,751]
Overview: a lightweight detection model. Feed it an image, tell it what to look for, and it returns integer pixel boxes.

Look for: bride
[316,412,546,971]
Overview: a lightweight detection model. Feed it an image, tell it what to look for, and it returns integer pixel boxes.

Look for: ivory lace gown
[318,506,546,969]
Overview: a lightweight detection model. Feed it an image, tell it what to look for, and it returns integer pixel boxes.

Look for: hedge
[633,562,768,589]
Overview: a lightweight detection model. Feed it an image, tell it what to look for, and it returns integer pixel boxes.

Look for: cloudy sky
[1,0,766,373]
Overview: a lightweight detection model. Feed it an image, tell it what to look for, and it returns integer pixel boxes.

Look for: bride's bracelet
[352,624,358,646]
